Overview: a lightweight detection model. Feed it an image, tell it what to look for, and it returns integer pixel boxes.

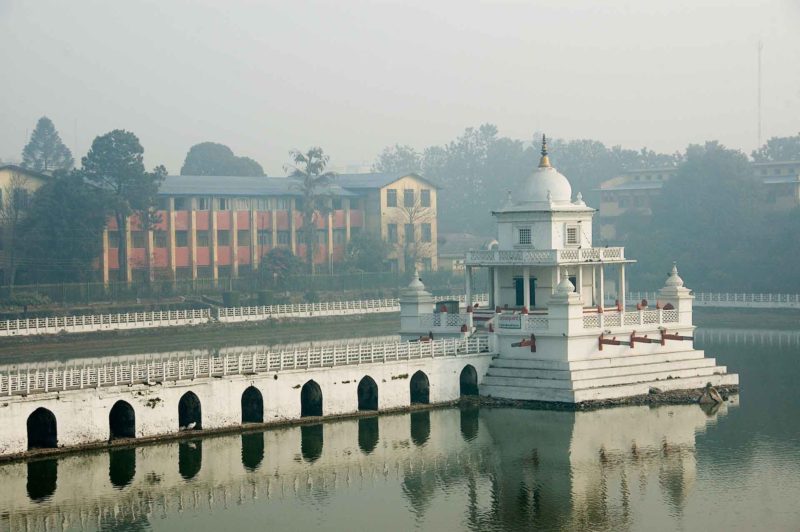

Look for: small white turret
[548,269,585,339]
[659,262,693,326]
[399,269,435,340]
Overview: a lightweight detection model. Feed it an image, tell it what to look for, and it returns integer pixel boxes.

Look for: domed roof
[522,135,572,204]
[524,166,573,204]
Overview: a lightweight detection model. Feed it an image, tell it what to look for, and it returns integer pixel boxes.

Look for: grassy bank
[0,313,400,364]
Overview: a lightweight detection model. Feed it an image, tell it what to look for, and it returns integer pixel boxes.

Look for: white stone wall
[0,354,492,457]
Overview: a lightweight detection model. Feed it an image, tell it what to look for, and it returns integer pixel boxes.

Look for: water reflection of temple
[0,400,736,531]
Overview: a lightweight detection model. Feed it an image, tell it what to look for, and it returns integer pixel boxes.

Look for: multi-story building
[100,172,438,283]
[755,161,800,209]
[0,165,50,285]
[599,161,800,239]
[336,173,438,272]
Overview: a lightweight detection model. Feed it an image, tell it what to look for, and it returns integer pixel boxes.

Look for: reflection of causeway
[0,400,737,530]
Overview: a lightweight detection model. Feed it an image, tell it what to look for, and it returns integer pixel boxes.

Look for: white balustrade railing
[418,313,470,329]
[523,315,549,330]
[217,293,489,323]
[0,309,210,337]
[0,293,490,337]
[0,336,491,397]
[627,291,800,309]
[581,309,680,330]
[466,247,624,265]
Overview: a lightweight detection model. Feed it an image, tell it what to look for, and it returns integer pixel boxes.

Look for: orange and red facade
[100,195,365,282]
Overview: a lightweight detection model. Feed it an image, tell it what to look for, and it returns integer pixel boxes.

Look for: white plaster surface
[0,354,491,456]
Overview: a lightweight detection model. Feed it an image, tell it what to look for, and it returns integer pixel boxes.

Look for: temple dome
[517,134,573,206]
[524,165,573,204]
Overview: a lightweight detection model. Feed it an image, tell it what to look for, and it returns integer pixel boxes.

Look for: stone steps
[481,372,738,404]
[486,357,717,382]
[572,373,739,402]
[482,363,724,391]
[489,349,706,372]
[479,383,576,403]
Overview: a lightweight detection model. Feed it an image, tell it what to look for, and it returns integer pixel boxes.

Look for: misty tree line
[372,125,800,292]
[7,117,382,286]
[8,116,800,292]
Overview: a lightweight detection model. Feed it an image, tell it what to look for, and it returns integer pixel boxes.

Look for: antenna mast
[757,40,763,147]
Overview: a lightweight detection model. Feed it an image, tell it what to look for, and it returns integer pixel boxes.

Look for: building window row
[387,223,432,243]
[156,196,361,212]
[109,227,363,250]
[385,188,433,208]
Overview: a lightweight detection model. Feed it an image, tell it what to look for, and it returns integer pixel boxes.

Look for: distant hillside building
[99,172,438,283]
[599,161,800,240]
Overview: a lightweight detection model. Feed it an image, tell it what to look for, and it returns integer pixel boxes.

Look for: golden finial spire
[538,133,551,168]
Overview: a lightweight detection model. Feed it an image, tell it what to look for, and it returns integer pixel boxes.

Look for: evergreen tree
[21,171,107,283]
[81,130,166,282]
[21,117,74,173]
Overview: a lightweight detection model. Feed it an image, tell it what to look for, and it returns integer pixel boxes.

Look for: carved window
[518,227,531,245]
[566,226,579,246]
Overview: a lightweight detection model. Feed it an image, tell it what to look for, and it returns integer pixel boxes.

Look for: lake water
[2,328,799,531]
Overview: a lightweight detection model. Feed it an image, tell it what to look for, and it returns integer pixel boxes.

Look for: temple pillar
[523,266,530,309]
[465,266,473,307]
[598,266,605,309]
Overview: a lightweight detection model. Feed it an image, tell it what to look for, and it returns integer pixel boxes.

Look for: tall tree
[81,130,166,282]
[21,117,74,173]
[751,133,800,162]
[181,142,265,176]
[286,146,336,275]
[391,195,435,271]
[285,147,336,275]
[626,141,761,289]
[0,171,33,288]
[372,144,421,174]
[21,171,107,283]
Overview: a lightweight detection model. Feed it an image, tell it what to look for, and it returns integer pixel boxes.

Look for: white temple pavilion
[401,136,738,403]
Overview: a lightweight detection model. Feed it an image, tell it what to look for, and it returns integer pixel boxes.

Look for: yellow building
[0,165,51,284]
[337,173,439,272]
[599,161,800,240]
[755,161,800,210]
[598,168,677,240]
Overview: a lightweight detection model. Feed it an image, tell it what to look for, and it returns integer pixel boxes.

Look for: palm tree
[285,147,336,274]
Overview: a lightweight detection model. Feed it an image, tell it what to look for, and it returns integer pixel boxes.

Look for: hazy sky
[1,0,798,175]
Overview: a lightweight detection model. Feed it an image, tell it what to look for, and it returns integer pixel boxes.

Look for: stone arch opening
[410,371,430,405]
[410,411,431,447]
[27,459,57,502]
[300,380,323,417]
[301,424,323,463]
[357,376,379,411]
[27,407,57,450]
[109,400,136,439]
[241,386,264,424]
[179,440,202,480]
[109,448,136,489]
[178,391,202,430]
[459,365,479,396]
[241,433,264,471]
[358,416,379,455]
